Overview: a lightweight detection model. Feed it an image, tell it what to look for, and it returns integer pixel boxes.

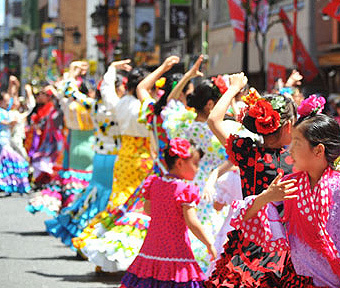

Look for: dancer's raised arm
[207,72,247,145]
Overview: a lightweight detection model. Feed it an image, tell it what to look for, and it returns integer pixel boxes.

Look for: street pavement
[0,193,123,288]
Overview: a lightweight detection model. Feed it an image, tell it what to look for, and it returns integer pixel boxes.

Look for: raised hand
[161,55,180,72]
[110,59,132,72]
[286,69,303,87]
[186,54,204,80]
[229,72,248,92]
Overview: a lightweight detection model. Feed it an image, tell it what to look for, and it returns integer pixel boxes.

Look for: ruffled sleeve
[230,196,289,252]
[138,98,156,130]
[175,182,200,207]
[141,174,159,200]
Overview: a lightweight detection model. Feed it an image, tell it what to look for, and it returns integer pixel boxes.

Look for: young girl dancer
[120,137,216,288]
[205,73,297,287]
[232,95,340,287]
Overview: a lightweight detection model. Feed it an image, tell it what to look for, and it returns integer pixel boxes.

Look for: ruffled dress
[72,95,153,265]
[44,66,121,248]
[0,107,30,194]
[229,167,340,287]
[205,134,295,287]
[75,98,195,272]
[26,79,95,215]
[27,101,64,185]
[120,175,206,288]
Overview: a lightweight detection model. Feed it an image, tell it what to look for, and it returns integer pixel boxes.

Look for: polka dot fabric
[205,134,294,287]
[226,135,294,198]
[284,167,340,277]
[120,175,206,287]
[230,196,289,251]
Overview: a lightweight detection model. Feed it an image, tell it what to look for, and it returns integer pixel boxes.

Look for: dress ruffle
[44,181,112,248]
[121,271,205,288]
[80,223,146,272]
[0,145,30,194]
[230,196,289,252]
[26,168,92,215]
[127,255,206,283]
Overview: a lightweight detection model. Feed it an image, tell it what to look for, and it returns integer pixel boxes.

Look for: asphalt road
[0,192,123,288]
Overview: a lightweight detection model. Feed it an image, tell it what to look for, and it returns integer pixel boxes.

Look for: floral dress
[205,134,295,287]
[121,174,206,288]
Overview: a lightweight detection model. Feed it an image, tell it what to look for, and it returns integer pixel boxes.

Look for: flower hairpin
[240,88,283,135]
[241,87,262,105]
[169,138,191,159]
[297,94,326,117]
[211,75,228,95]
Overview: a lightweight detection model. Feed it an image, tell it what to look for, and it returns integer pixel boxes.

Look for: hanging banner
[267,62,286,92]
[170,5,190,39]
[322,0,340,22]
[227,0,245,42]
[134,6,155,52]
[279,8,318,82]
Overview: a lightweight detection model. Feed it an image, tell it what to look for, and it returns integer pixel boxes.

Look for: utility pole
[242,0,249,74]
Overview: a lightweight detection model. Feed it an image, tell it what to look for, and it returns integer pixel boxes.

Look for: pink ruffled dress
[120,174,206,288]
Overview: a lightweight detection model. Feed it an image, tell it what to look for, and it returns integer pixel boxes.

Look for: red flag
[279,9,318,82]
[267,62,286,92]
[227,0,245,42]
[322,0,340,22]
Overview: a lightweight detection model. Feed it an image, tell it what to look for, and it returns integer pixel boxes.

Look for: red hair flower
[169,138,191,159]
[297,94,326,117]
[212,75,228,95]
[249,99,281,134]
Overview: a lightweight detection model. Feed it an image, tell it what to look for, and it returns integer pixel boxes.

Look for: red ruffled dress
[120,175,206,288]
[205,135,294,287]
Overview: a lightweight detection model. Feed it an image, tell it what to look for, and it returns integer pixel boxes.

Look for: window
[210,0,229,29]
[12,2,22,18]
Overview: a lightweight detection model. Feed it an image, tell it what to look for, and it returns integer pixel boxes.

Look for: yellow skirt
[72,135,153,250]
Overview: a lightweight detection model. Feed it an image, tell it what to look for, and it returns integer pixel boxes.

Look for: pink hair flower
[297,94,326,117]
[169,138,191,159]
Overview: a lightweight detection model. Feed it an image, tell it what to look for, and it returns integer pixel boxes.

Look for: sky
[0,0,4,26]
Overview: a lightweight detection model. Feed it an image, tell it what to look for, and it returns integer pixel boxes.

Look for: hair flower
[212,75,228,95]
[248,99,281,134]
[169,138,191,159]
[155,77,166,89]
[297,94,326,117]
[242,87,262,105]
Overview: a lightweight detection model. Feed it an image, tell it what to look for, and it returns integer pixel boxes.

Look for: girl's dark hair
[115,73,125,89]
[164,141,204,170]
[127,67,148,97]
[242,94,297,136]
[187,79,220,112]
[154,73,190,116]
[294,113,340,166]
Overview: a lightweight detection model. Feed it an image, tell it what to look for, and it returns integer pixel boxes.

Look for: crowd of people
[1,55,339,288]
